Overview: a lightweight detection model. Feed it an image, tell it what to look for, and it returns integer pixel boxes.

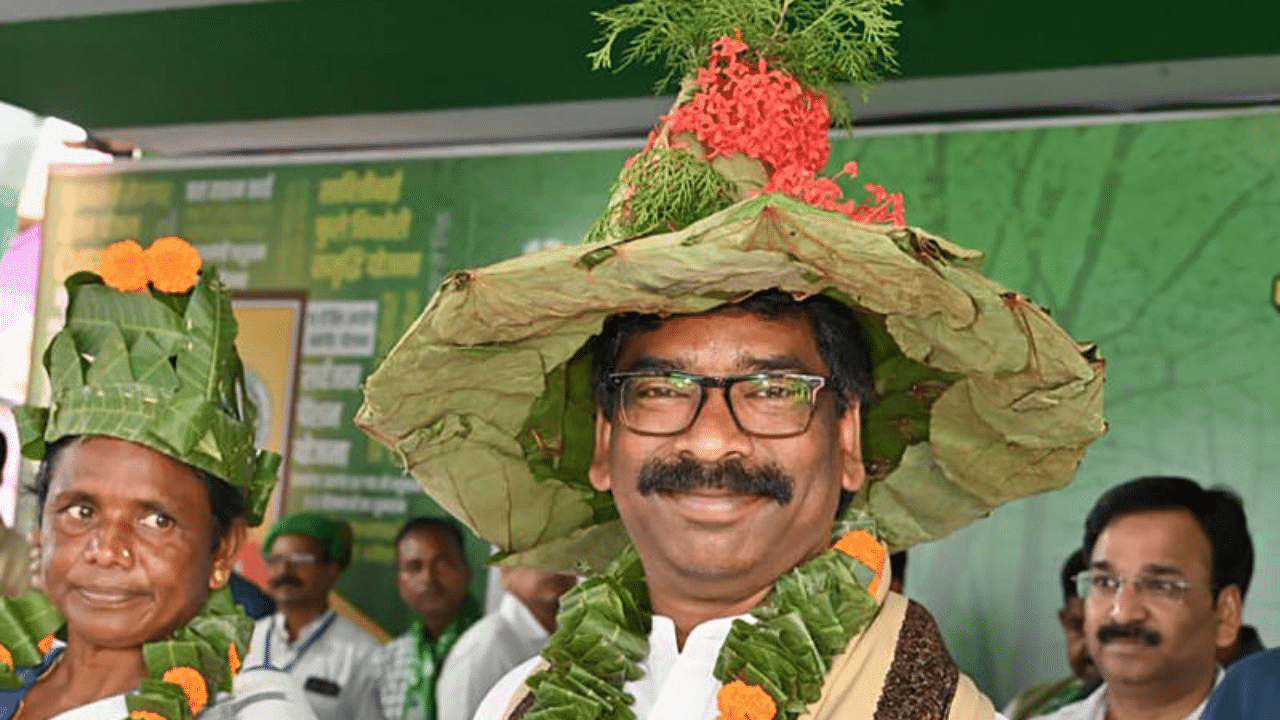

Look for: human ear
[838,399,866,493]
[1213,584,1243,651]
[210,519,246,589]
[587,410,615,493]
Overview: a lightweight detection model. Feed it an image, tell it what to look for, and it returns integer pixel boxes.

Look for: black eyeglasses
[608,371,829,437]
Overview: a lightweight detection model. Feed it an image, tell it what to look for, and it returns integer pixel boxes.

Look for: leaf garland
[519,514,885,720]
[0,587,252,720]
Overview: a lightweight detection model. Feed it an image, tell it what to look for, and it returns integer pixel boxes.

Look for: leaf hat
[356,1,1106,573]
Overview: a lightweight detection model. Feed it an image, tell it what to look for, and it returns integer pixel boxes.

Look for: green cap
[262,512,353,568]
[15,261,280,526]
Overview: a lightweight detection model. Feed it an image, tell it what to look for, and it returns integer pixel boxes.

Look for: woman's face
[37,436,241,649]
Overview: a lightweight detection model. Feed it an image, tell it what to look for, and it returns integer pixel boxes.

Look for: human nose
[671,385,753,460]
[84,521,134,568]
[1108,578,1147,622]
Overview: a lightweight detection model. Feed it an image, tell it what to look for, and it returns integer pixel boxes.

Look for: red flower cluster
[667,31,830,174]
[663,32,906,226]
[764,162,905,225]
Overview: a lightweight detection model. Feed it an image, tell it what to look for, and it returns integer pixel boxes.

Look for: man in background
[436,565,576,720]
[364,517,481,720]
[1006,549,1100,719]
[1038,476,1252,720]
[246,511,382,720]
[1203,647,1280,720]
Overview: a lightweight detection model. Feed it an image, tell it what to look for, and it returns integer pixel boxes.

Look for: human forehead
[1090,508,1212,577]
[397,526,466,564]
[49,435,205,507]
[616,308,826,374]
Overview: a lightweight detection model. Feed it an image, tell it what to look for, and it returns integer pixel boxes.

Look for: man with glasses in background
[246,511,382,720]
[1037,477,1254,720]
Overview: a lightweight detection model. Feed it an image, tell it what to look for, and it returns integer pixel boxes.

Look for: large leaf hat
[15,237,280,526]
[356,1,1106,573]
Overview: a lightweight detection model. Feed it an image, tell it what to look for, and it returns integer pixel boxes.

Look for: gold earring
[212,569,225,585]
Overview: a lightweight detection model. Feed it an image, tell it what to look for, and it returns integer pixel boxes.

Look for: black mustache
[1097,622,1162,646]
[637,457,794,504]
[271,575,304,588]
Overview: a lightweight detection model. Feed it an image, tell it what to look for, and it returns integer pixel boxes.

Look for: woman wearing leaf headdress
[0,237,316,720]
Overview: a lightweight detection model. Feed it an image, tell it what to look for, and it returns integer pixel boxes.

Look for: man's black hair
[1059,547,1087,602]
[1082,475,1253,601]
[890,551,907,587]
[395,516,469,563]
[31,435,245,551]
[591,289,876,419]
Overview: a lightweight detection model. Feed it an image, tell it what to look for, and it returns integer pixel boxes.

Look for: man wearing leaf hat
[245,512,380,720]
[357,2,1106,719]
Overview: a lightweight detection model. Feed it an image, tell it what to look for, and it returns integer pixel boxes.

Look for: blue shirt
[0,646,64,720]
[1203,646,1280,720]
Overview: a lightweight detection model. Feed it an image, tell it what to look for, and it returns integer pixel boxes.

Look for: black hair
[591,289,876,419]
[31,435,245,551]
[1059,547,1087,602]
[1082,475,1253,601]
[890,551,907,586]
[395,516,469,564]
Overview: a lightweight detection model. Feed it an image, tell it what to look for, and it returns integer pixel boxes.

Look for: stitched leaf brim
[357,194,1105,572]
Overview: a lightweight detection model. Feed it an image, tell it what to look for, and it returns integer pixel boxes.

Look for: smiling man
[1037,477,1254,720]
[357,6,1105,719]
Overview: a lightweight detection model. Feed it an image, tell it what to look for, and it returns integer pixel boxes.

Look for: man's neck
[521,598,560,635]
[279,601,329,642]
[1104,671,1216,720]
[648,578,772,650]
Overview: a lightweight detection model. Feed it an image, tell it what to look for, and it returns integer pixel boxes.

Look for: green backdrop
[31,107,1280,701]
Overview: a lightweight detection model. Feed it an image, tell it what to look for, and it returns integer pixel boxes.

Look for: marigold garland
[131,711,167,720]
[101,239,150,292]
[162,665,209,715]
[0,645,12,671]
[716,679,778,720]
[833,528,888,594]
[227,644,241,675]
[36,635,53,654]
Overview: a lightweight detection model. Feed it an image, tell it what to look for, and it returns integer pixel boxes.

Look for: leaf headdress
[2,237,278,720]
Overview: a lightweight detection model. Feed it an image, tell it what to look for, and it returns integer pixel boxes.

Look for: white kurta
[1035,671,1223,720]
[35,666,319,720]
[473,613,742,720]
[244,609,381,720]
[472,609,1012,720]
[435,594,552,720]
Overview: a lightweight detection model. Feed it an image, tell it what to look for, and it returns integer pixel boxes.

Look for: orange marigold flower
[834,529,888,594]
[716,679,777,720]
[162,664,209,715]
[228,643,242,675]
[37,634,54,654]
[144,236,202,293]
[130,711,167,720]
[101,239,150,292]
[0,644,12,670]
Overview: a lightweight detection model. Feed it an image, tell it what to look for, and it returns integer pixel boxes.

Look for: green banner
[33,109,1280,701]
